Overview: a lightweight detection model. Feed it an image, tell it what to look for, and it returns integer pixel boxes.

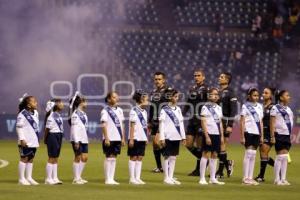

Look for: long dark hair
[68,95,86,125]
[246,87,259,101]
[18,96,34,113]
[105,91,117,103]
[275,90,288,104]
[132,90,148,104]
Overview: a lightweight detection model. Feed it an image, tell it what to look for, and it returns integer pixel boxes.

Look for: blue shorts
[102,141,121,157]
[71,142,88,156]
[127,140,146,157]
[46,132,63,158]
[18,146,37,159]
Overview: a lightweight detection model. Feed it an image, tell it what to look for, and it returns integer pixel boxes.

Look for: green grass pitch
[0,140,299,200]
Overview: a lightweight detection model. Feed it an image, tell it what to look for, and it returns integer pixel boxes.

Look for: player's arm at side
[227,91,238,128]
[200,107,211,145]
[100,110,110,146]
[16,115,27,147]
[240,115,245,145]
[158,110,166,146]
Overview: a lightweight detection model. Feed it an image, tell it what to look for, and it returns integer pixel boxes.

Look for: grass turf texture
[0,140,299,200]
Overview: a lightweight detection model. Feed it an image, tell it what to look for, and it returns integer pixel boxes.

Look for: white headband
[70,91,80,109]
[46,101,55,112]
[19,93,28,103]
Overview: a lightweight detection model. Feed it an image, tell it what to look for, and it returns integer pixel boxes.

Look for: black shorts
[71,142,88,156]
[18,146,37,159]
[161,140,180,157]
[102,141,121,157]
[186,119,202,136]
[127,140,146,157]
[275,133,291,152]
[150,121,159,136]
[46,132,63,158]
[202,134,221,153]
[262,132,273,146]
[244,132,260,149]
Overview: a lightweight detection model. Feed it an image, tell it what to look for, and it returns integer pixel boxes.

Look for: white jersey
[100,106,125,141]
[201,104,223,135]
[270,104,294,135]
[128,106,148,141]
[70,109,88,143]
[159,106,186,141]
[46,112,64,133]
[16,109,39,148]
[241,102,263,135]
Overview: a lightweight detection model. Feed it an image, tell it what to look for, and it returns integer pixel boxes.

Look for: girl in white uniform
[128,90,149,185]
[16,94,40,185]
[159,88,186,185]
[240,88,264,185]
[199,88,225,185]
[271,90,294,185]
[101,91,125,185]
[69,92,89,184]
[44,99,64,185]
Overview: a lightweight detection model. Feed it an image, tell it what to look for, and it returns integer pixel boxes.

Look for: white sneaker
[164,178,175,185]
[19,179,31,185]
[45,179,56,185]
[242,178,252,185]
[105,180,120,185]
[281,180,291,186]
[199,179,208,185]
[209,179,225,185]
[274,180,284,186]
[27,178,39,185]
[72,179,85,185]
[80,178,88,184]
[129,179,140,185]
[136,179,146,185]
[53,179,63,185]
[171,178,181,185]
[249,179,259,186]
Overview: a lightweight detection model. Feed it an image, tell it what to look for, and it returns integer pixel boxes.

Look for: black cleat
[227,160,234,177]
[254,176,265,182]
[188,169,200,176]
[216,172,224,179]
[152,168,163,173]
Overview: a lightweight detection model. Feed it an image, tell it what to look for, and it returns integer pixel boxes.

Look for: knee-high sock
[79,161,86,178]
[280,154,288,181]
[46,163,53,180]
[248,150,257,179]
[163,158,169,180]
[25,163,33,180]
[109,158,117,181]
[129,160,136,181]
[52,164,58,180]
[18,161,26,180]
[243,150,252,179]
[274,155,282,182]
[168,156,176,180]
[209,158,217,181]
[218,151,227,173]
[73,162,80,180]
[135,161,142,180]
[200,157,208,181]
[153,149,162,169]
[104,158,111,181]
[259,157,268,178]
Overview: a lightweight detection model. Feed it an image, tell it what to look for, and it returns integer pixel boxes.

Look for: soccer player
[182,69,208,176]
[16,94,40,185]
[199,88,225,185]
[240,88,264,185]
[128,90,149,185]
[159,88,186,185]
[217,72,238,178]
[149,72,172,173]
[101,91,125,185]
[271,90,294,185]
[69,92,89,185]
[255,87,276,182]
[44,99,64,185]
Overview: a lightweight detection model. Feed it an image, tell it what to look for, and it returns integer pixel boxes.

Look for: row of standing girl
[16,87,294,186]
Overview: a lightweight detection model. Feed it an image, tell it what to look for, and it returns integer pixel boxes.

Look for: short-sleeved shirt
[70,109,88,143]
[129,107,148,141]
[241,103,263,135]
[201,104,223,135]
[46,112,63,133]
[270,104,294,135]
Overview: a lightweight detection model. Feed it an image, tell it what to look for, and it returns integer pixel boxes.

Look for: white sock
[46,163,53,180]
[109,158,117,181]
[135,161,142,181]
[163,158,169,180]
[248,150,256,180]
[25,163,33,180]
[18,161,26,181]
[209,158,217,181]
[274,155,282,182]
[129,160,136,181]
[79,161,86,179]
[280,154,288,181]
[243,150,251,179]
[52,164,58,180]
[73,162,80,181]
[200,157,208,181]
[104,158,110,182]
[168,156,176,180]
